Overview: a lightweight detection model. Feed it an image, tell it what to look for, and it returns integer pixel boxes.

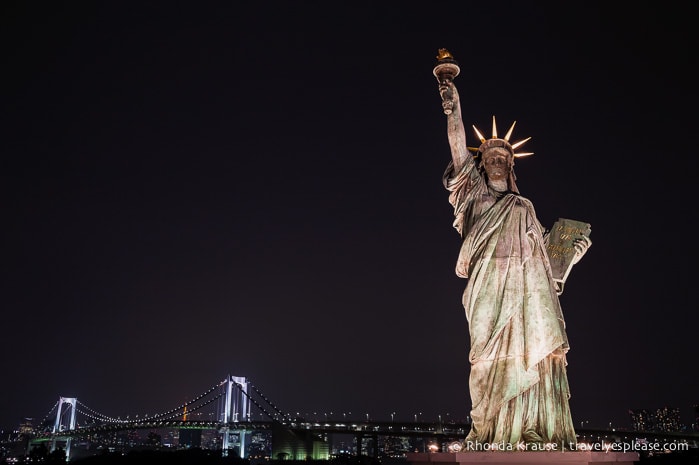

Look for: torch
[433,48,460,115]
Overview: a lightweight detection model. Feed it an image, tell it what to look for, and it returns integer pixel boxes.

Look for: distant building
[179,428,202,448]
[271,423,328,460]
[382,436,411,457]
[655,406,682,432]
[18,419,34,437]
[247,431,272,458]
[629,406,682,432]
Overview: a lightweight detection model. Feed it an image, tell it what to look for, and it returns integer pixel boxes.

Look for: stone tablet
[546,218,592,284]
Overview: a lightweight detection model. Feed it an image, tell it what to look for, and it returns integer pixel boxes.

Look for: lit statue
[434,49,591,447]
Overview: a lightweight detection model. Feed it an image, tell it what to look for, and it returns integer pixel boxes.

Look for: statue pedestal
[405,451,639,465]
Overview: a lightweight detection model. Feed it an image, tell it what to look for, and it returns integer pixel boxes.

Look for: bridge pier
[51,397,77,461]
[220,375,250,458]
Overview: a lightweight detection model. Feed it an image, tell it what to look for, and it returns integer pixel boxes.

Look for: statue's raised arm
[433,49,470,174]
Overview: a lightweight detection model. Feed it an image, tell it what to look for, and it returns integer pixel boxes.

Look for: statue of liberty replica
[433,49,591,448]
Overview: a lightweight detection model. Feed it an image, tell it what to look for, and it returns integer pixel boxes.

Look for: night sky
[2,2,697,432]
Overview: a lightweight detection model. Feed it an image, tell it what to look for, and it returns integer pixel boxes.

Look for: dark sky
[1,2,697,432]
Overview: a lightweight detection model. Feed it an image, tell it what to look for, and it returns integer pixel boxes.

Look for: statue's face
[481,148,511,182]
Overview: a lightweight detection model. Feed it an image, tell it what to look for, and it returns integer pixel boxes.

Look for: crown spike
[491,115,498,138]
[514,152,534,158]
[511,137,531,150]
[504,121,516,142]
[472,125,486,143]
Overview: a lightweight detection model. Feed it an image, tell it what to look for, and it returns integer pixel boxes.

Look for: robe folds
[444,160,577,447]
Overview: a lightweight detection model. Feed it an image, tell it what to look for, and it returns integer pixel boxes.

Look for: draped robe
[444,159,577,447]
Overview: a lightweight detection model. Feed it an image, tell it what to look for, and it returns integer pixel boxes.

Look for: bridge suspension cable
[39,376,303,432]
[139,381,223,422]
[33,399,60,430]
[248,382,296,423]
[76,400,130,423]
[72,381,224,426]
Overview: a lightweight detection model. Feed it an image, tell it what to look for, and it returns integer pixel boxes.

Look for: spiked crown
[469,116,533,160]
[467,116,533,194]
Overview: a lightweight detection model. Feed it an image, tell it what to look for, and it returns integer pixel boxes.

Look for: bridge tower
[220,375,250,458]
[51,397,77,459]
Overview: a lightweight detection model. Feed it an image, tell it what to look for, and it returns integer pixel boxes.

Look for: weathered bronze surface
[434,49,591,448]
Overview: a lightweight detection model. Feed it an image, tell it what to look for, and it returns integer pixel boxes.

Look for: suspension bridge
[17,374,699,463]
[24,374,471,462]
